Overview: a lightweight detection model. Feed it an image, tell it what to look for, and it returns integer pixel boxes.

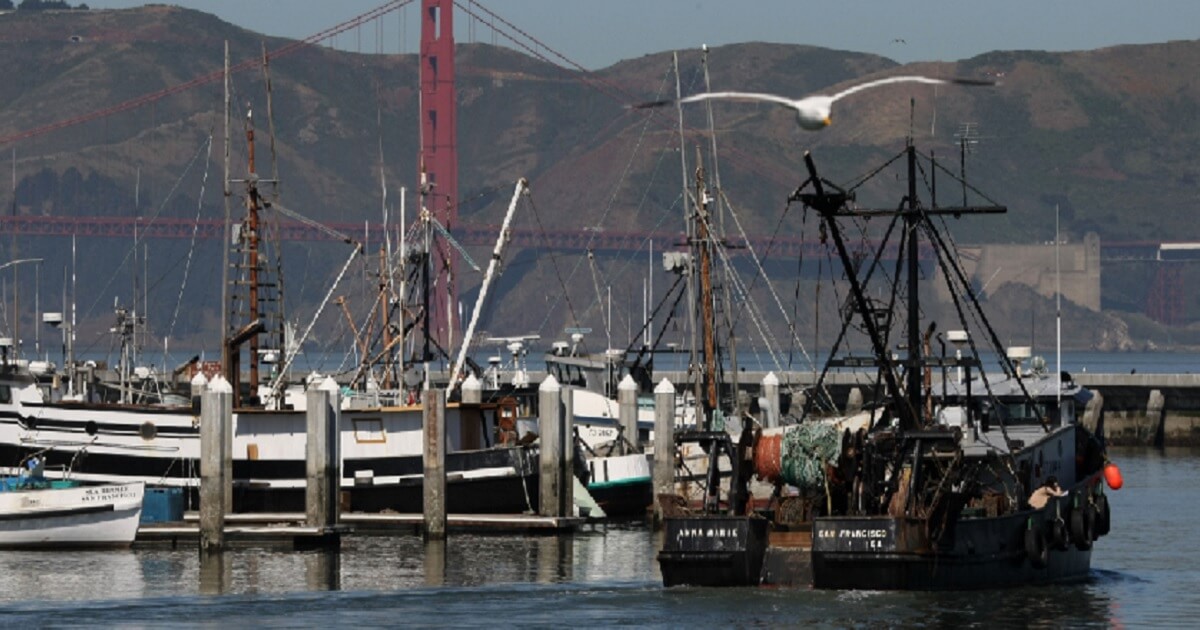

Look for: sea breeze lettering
[676,527,738,541]
[81,486,138,503]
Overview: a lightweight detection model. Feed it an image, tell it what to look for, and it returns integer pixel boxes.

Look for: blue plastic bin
[141,487,185,523]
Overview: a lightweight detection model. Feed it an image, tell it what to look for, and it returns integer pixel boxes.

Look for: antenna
[954,122,982,205]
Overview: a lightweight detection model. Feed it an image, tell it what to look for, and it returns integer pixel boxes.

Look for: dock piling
[562,383,574,513]
[306,377,341,530]
[762,371,780,428]
[618,374,639,454]
[653,378,675,527]
[539,375,563,517]
[461,373,482,404]
[199,375,232,555]
[423,387,447,539]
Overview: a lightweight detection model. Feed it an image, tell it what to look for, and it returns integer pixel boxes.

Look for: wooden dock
[136,511,583,548]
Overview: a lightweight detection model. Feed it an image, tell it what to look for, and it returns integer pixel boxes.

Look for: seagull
[631,75,994,131]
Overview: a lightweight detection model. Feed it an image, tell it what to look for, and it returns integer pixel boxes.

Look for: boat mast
[701,45,738,402]
[220,40,232,392]
[695,153,718,424]
[245,107,262,396]
[672,52,702,424]
[904,144,923,430]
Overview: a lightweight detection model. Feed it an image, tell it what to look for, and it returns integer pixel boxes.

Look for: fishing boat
[657,145,1118,589]
[0,455,144,548]
[0,103,547,518]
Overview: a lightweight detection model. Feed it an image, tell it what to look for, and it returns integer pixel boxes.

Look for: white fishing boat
[0,458,144,548]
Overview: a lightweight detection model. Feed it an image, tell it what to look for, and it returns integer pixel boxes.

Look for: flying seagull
[632,75,994,131]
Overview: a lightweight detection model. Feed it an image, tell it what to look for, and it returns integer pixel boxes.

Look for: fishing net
[778,421,842,493]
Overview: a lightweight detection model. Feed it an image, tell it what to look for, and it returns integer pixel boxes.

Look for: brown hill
[0,6,1197,354]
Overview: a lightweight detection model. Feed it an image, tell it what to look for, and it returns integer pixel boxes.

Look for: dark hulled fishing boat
[658,145,1118,590]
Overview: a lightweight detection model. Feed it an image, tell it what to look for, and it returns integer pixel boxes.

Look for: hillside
[0,6,1197,359]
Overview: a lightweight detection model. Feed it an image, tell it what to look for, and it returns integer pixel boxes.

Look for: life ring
[1025,522,1049,569]
[1049,516,1070,551]
[1069,501,1095,551]
[1093,493,1111,538]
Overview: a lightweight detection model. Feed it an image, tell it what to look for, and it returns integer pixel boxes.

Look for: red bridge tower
[420,0,459,350]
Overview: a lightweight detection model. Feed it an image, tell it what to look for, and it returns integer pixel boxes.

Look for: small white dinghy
[0,457,144,548]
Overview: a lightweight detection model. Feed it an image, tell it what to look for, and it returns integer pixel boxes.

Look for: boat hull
[658,515,769,587]
[0,482,144,548]
[585,452,652,519]
[0,400,546,515]
[810,512,1092,590]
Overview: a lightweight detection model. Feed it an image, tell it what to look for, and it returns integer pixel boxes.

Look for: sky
[80,0,1200,69]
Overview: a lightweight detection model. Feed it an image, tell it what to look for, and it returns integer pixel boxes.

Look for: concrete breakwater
[644,370,1200,447]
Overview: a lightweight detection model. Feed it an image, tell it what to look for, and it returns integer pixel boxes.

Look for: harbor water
[0,447,1196,627]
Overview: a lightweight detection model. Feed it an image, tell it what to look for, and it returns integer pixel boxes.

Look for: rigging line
[430,215,480,272]
[546,61,707,337]
[917,147,1005,207]
[921,221,1018,448]
[586,249,611,348]
[714,189,817,373]
[166,132,215,343]
[523,193,582,334]
[920,214,1047,432]
[268,242,364,400]
[269,201,358,245]
[0,0,415,147]
[794,201,904,417]
[456,0,633,101]
[465,0,833,191]
[792,206,839,414]
[624,271,686,359]
[532,65,688,336]
[698,209,789,379]
[79,134,213,334]
[843,148,907,194]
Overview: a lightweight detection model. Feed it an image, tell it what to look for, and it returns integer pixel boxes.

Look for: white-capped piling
[653,378,676,526]
[538,375,564,517]
[461,373,482,404]
[423,387,447,539]
[618,374,639,454]
[200,375,232,555]
[190,371,207,411]
[306,376,341,529]
[562,383,575,511]
[845,387,864,416]
[762,371,780,428]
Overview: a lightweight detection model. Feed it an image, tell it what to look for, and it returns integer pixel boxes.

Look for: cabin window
[1060,400,1075,423]
[1004,402,1047,423]
[353,417,386,444]
[0,384,10,404]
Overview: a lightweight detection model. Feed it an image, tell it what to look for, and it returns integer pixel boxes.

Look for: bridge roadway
[0,215,1185,261]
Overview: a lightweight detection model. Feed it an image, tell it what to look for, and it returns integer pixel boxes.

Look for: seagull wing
[678,91,798,109]
[830,75,995,102]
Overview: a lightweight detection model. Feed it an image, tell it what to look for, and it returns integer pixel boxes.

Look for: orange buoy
[1104,462,1123,490]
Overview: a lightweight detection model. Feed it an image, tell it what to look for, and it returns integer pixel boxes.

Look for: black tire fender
[1094,493,1111,538]
[1070,502,1095,551]
[1026,521,1049,568]
[1049,516,1070,551]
